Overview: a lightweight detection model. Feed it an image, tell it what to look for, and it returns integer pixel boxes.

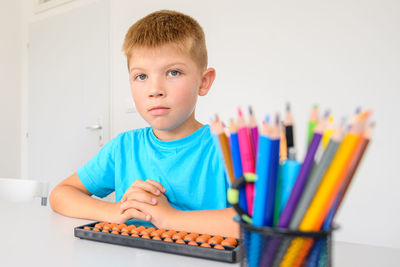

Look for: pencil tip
[264,115,270,123]
[248,106,253,115]
[355,106,361,114]
[286,102,291,111]
[237,107,243,117]
[275,113,280,125]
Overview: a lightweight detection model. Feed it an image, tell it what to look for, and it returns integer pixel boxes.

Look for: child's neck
[153,120,204,141]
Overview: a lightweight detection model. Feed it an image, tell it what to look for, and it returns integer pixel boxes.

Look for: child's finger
[145,179,166,193]
[123,190,157,206]
[133,179,162,196]
[121,187,136,202]
[121,207,151,222]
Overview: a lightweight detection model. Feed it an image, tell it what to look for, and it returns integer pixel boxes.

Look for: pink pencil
[237,107,256,215]
[248,106,259,159]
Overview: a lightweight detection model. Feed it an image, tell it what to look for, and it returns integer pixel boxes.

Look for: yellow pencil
[321,115,334,149]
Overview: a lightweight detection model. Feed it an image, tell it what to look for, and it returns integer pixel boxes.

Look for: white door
[28,0,110,191]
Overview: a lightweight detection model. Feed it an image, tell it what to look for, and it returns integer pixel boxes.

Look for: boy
[50,10,238,237]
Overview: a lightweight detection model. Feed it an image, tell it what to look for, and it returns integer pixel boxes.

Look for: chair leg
[41,197,47,206]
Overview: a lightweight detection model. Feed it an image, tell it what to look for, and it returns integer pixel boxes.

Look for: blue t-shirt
[77,125,230,211]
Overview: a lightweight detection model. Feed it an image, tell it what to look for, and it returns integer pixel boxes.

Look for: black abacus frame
[74,221,242,263]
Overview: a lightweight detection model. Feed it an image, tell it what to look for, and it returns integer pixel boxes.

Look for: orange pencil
[280,122,288,163]
[213,117,235,184]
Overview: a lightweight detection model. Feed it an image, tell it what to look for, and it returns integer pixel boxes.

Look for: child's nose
[148,79,165,98]
[148,89,165,98]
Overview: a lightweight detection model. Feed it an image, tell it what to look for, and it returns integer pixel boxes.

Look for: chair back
[0,178,49,206]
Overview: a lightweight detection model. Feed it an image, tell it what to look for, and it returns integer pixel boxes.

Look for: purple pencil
[277,122,326,228]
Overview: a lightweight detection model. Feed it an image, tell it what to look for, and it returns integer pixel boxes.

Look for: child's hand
[118,179,166,221]
[124,192,179,229]
[121,179,166,204]
[143,193,178,228]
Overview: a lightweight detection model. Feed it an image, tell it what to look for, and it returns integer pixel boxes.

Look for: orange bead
[221,237,238,247]
[130,226,145,234]
[188,241,198,246]
[161,230,176,238]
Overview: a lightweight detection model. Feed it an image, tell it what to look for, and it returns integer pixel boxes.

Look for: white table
[1,202,399,267]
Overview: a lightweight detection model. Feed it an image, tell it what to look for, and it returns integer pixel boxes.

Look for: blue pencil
[264,136,280,226]
[250,118,273,267]
[229,119,248,213]
[252,125,272,226]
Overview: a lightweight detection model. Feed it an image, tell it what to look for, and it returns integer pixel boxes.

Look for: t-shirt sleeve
[77,135,121,198]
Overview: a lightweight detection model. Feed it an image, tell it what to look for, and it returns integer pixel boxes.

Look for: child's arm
[120,192,240,238]
[49,173,163,223]
[167,207,240,238]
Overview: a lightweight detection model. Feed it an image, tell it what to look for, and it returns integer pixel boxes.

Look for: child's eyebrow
[129,67,145,74]
[163,62,187,69]
[129,63,188,73]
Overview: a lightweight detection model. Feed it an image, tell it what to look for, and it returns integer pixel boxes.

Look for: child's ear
[198,68,216,96]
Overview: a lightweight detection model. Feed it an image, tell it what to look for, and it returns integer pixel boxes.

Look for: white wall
[0,0,21,178]
[17,0,400,249]
[109,0,400,249]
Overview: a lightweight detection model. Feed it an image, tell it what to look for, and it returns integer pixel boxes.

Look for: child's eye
[167,70,181,77]
[135,74,147,81]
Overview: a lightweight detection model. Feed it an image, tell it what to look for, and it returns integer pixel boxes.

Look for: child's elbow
[48,185,60,212]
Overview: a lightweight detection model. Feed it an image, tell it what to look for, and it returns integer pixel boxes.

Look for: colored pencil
[321,115,334,150]
[313,111,331,163]
[323,120,374,229]
[250,119,271,267]
[264,114,281,226]
[280,122,288,163]
[213,118,235,184]
[253,119,272,226]
[299,118,363,231]
[289,123,343,229]
[237,107,256,215]
[284,103,295,154]
[277,122,325,228]
[229,119,248,213]
[306,105,319,147]
[248,106,259,158]
[274,158,301,226]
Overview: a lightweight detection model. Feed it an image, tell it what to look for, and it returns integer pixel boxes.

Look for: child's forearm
[50,185,117,221]
[163,208,240,238]
[49,174,120,222]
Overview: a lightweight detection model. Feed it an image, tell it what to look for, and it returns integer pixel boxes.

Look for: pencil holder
[237,219,335,267]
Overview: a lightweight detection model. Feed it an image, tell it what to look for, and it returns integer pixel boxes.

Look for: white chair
[0,178,49,206]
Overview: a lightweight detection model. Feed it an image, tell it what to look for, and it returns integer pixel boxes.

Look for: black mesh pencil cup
[238,220,334,267]
[228,175,336,267]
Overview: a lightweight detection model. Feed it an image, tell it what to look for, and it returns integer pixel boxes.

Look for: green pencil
[307,105,319,147]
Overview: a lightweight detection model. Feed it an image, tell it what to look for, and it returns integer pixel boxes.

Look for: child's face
[128,44,211,135]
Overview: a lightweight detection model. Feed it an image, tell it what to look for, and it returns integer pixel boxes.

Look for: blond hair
[122,10,207,69]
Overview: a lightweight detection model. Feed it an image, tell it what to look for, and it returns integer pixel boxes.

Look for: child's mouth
[149,107,170,115]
